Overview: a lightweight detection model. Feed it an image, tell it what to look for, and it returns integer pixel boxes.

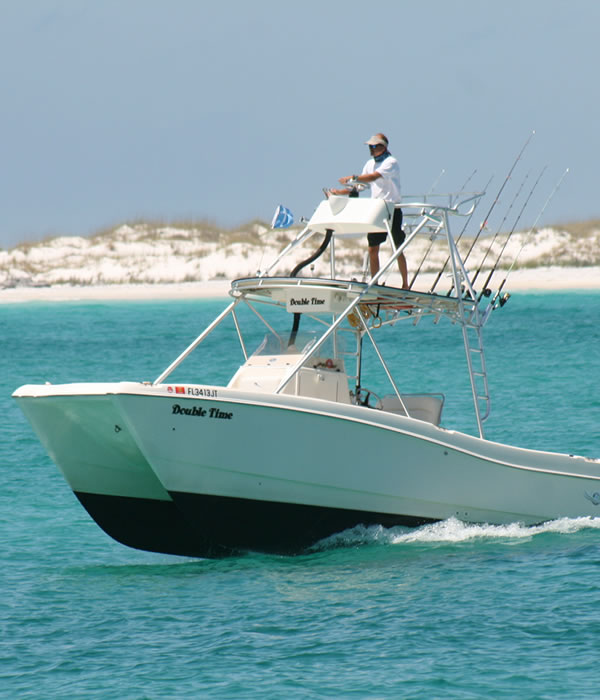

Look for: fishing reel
[490,292,511,310]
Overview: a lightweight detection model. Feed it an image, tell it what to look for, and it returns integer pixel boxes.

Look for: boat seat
[381,393,444,426]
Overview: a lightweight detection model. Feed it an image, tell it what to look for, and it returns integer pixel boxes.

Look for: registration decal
[165,386,217,397]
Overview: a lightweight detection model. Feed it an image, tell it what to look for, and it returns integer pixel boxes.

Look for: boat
[13,188,600,557]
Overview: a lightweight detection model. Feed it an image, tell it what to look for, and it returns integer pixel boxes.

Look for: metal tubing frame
[358,313,409,415]
[242,298,287,350]
[153,298,242,385]
[273,212,433,396]
[231,308,248,361]
[261,225,318,277]
[330,235,336,278]
[443,210,488,438]
[154,196,491,437]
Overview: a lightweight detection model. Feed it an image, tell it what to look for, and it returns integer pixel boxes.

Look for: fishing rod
[477,165,547,302]
[442,131,535,298]
[462,131,534,269]
[489,167,569,309]
[402,167,445,290]
[470,169,531,289]
[408,219,443,289]
[428,173,493,294]
[451,169,478,205]
[426,168,446,198]
[408,169,478,290]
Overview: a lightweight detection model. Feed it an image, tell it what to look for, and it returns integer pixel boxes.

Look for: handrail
[400,192,484,218]
[261,224,317,277]
[153,298,242,385]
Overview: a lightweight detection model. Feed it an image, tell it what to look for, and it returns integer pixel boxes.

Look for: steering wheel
[356,387,383,410]
[328,180,368,197]
[346,179,368,192]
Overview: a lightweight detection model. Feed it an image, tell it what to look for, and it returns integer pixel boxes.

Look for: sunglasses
[368,143,383,149]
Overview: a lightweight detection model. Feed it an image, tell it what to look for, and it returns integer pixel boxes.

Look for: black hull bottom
[74,490,436,558]
[73,491,230,558]
[170,491,436,556]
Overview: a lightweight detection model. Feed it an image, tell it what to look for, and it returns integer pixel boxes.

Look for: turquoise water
[2,292,600,698]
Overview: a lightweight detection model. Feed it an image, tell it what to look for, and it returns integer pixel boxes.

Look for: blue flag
[271,205,294,229]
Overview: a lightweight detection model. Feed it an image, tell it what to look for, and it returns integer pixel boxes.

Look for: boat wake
[312,516,600,551]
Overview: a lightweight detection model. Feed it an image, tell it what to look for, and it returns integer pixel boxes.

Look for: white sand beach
[1,267,598,304]
[0,280,232,304]
[2,219,599,304]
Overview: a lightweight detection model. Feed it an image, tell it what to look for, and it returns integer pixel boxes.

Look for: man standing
[330,133,408,287]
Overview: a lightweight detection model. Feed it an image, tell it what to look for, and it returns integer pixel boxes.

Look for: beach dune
[2,219,599,303]
[1,266,598,304]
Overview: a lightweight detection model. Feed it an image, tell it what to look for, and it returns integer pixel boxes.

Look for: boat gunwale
[108,386,600,481]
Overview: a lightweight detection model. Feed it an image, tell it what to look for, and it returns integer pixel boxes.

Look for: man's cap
[365,134,388,147]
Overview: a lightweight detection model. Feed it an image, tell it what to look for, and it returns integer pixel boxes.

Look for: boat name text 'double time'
[289,296,326,306]
[171,404,233,420]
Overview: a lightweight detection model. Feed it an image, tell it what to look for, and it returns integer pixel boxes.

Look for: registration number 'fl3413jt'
[166,386,218,397]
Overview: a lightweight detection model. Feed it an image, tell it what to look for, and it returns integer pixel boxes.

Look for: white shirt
[362,153,401,202]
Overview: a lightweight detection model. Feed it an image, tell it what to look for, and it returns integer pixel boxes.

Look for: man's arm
[339,172,381,185]
[330,171,381,195]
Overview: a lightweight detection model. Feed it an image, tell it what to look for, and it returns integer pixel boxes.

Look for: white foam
[313,516,600,550]
[393,516,600,543]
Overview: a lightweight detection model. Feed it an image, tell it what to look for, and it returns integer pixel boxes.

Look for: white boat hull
[15,381,600,556]
[109,384,600,554]
[13,384,229,557]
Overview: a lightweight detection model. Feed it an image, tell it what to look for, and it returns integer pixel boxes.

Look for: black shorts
[368,207,405,248]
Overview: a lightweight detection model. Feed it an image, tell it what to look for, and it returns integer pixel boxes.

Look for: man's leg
[369,245,380,277]
[391,208,408,288]
[397,253,408,288]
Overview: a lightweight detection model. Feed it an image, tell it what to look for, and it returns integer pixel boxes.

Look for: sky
[1,0,599,248]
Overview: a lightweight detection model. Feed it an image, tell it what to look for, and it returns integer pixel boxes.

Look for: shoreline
[1,267,599,304]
